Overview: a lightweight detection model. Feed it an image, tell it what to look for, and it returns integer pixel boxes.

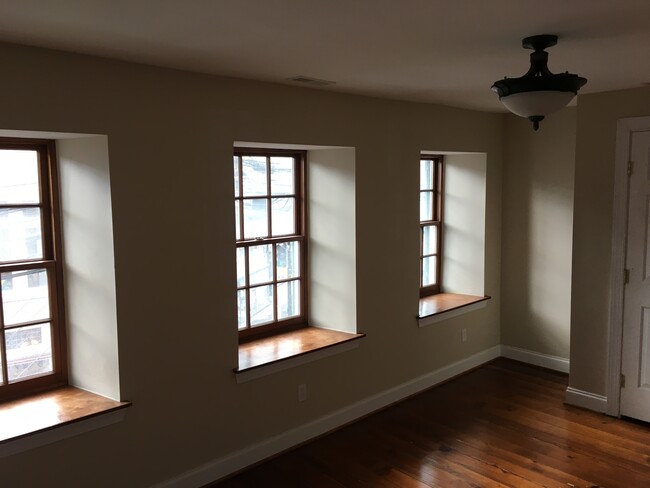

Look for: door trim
[607,116,650,416]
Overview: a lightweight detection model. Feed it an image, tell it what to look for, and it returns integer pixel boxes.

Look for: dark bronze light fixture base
[528,115,544,131]
[522,34,557,51]
[491,34,587,131]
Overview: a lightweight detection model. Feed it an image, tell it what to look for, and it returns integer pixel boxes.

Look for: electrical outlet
[298,383,307,402]
[461,328,468,343]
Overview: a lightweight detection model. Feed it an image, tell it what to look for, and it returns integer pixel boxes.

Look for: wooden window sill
[235,327,365,383]
[0,386,130,457]
[418,293,491,327]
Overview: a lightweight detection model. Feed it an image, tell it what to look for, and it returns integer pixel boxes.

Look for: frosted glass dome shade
[500,90,576,118]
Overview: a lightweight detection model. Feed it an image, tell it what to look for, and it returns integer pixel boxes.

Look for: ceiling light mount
[492,34,587,131]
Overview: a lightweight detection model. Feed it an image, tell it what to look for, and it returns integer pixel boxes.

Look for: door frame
[607,116,650,416]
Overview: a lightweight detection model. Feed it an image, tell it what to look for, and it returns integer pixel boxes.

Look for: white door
[621,129,650,422]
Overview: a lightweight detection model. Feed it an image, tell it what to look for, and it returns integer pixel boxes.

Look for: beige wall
[308,147,357,333]
[0,43,504,487]
[442,153,487,296]
[58,136,121,400]
[570,87,650,395]
[501,109,576,358]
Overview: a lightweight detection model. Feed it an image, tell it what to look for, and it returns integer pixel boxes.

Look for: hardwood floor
[212,358,650,487]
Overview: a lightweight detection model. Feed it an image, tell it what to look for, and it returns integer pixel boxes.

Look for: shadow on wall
[501,109,576,359]
[441,153,486,297]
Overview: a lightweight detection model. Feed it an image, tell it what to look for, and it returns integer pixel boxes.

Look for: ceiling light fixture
[491,35,587,131]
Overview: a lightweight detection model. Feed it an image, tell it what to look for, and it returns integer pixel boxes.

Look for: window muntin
[234,149,306,339]
[420,157,443,297]
[0,139,66,400]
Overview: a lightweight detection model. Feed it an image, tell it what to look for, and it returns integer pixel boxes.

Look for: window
[0,138,66,401]
[234,149,306,340]
[419,156,443,297]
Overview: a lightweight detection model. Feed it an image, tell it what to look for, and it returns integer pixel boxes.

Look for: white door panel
[621,130,650,422]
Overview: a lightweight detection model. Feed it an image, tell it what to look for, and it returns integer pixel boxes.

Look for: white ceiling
[0,0,649,112]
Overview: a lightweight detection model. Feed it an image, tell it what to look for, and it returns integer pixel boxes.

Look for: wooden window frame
[234,148,308,342]
[419,156,444,298]
[0,138,67,402]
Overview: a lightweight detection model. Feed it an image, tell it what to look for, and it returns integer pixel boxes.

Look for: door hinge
[621,373,626,388]
[624,268,630,284]
[628,160,633,176]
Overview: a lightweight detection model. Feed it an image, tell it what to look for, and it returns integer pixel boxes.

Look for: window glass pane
[1,268,50,326]
[234,201,241,240]
[242,156,267,196]
[270,157,295,195]
[236,247,246,287]
[249,244,273,286]
[1,273,13,291]
[0,150,40,204]
[271,197,295,236]
[233,156,240,198]
[6,323,53,382]
[419,192,433,222]
[278,280,300,320]
[237,290,247,330]
[422,256,437,286]
[0,208,43,262]
[250,285,274,326]
[277,241,300,280]
[243,198,268,239]
[420,159,434,190]
[422,225,437,256]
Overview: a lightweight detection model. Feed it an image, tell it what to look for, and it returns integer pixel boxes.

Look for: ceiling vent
[288,76,336,86]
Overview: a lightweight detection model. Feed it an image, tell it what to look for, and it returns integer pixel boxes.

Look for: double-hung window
[0,138,66,401]
[419,156,443,297]
[234,149,306,340]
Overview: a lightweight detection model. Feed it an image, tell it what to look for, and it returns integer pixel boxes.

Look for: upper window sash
[234,150,304,243]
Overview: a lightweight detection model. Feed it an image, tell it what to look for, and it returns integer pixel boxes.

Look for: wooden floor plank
[373,407,594,488]
[317,421,509,488]
[401,384,650,486]
[432,376,650,459]
[210,358,650,488]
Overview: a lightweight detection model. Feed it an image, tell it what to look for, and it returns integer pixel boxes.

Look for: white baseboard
[500,345,570,373]
[155,345,501,488]
[565,387,608,413]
